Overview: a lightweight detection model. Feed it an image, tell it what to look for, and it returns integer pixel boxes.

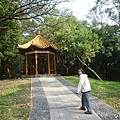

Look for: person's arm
[76,76,84,93]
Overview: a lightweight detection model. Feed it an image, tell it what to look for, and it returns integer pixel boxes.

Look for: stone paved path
[30,77,102,120]
[56,76,120,120]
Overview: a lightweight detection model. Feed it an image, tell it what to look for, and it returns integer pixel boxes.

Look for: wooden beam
[35,53,38,75]
[47,53,50,74]
[25,55,28,75]
[25,51,55,55]
[54,55,56,74]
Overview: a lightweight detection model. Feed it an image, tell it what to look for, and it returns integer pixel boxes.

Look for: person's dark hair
[78,68,85,74]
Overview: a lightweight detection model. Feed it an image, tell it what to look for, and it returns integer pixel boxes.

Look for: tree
[0,19,24,79]
[17,5,72,41]
[67,25,103,80]
[87,0,120,26]
[20,19,39,41]
[0,0,71,23]
[57,51,76,75]
[86,0,120,81]
[90,24,120,81]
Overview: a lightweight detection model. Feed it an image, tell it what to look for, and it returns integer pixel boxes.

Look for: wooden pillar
[51,56,54,73]
[47,53,50,74]
[54,54,56,74]
[25,55,28,75]
[35,53,38,75]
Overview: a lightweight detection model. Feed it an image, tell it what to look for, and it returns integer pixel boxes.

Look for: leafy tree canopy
[88,0,120,26]
[0,0,71,23]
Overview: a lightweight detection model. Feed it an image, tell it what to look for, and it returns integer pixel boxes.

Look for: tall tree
[0,19,24,79]
[21,19,39,41]
[0,0,71,23]
[88,0,120,26]
[90,24,120,81]
[86,0,120,81]
[61,24,103,80]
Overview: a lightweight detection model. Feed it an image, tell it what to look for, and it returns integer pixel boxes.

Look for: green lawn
[64,76,120,112]
[0,79,31,120]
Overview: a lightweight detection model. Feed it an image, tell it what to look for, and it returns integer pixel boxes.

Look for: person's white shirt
[77,74,91,93]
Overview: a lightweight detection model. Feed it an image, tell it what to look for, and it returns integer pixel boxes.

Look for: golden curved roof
[18,35,57,50]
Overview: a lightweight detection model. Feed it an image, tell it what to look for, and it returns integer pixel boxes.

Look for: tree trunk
[58,57,75,76]
[0,58,1,68]
[66,68,69,75]
[7,66,11,78]
[77,56,102,81]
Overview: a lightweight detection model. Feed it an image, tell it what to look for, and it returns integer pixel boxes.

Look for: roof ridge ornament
[36,30,40,35]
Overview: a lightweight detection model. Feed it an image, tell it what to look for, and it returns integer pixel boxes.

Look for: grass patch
[64,76,120,112]
[0,79,31,120]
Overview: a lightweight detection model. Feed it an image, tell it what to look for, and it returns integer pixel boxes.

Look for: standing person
[77,68,92,114]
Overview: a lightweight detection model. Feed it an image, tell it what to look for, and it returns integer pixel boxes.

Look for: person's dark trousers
[82,92,92,112]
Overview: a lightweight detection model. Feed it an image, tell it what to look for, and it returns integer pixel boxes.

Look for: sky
[57,0,96,21]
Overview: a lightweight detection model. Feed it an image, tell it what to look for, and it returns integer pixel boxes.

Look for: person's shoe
[80,107,86,110]
[84,111,92,114]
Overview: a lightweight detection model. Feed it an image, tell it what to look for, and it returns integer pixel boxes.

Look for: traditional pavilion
[17,31,57,76]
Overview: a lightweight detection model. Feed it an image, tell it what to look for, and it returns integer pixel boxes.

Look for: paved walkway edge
[30,78,50,120]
